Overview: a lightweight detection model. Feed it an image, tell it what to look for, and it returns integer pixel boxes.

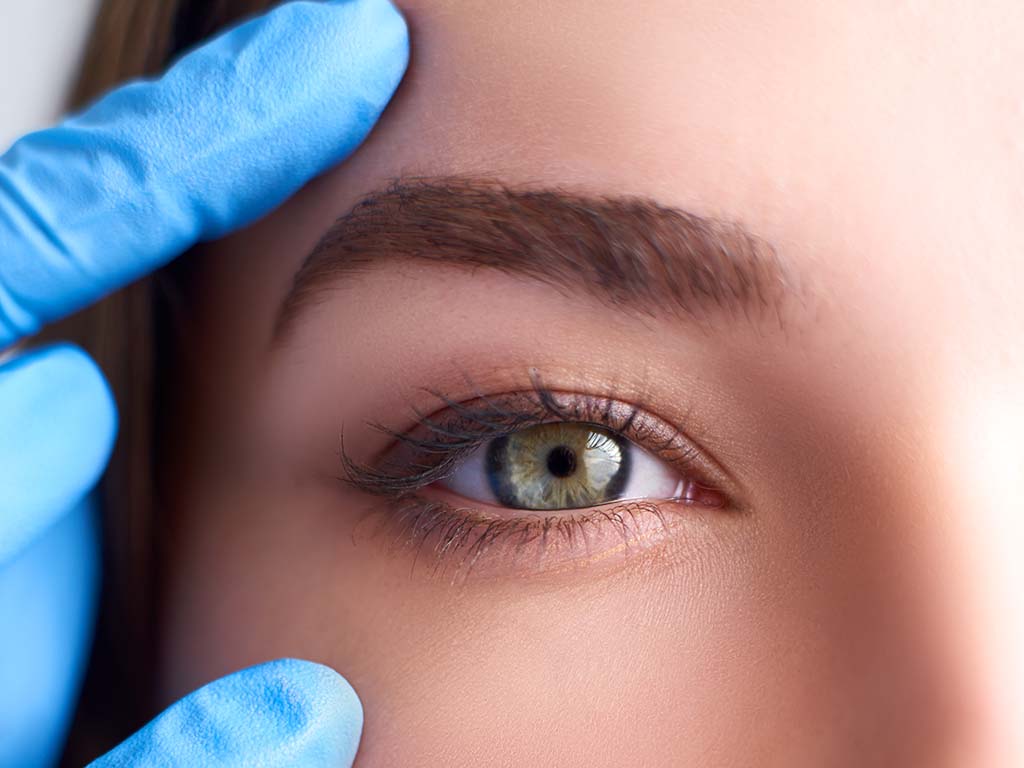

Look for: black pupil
[546,445,578,478]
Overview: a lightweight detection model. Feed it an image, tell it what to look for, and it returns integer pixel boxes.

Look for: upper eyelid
[339,377,738,508]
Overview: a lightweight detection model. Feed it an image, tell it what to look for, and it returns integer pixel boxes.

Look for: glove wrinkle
[0,0,409,345]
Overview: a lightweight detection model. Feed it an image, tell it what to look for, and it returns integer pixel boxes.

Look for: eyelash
[339,370,729,577]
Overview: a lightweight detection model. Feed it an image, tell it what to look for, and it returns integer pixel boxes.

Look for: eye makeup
[340,370,738,579]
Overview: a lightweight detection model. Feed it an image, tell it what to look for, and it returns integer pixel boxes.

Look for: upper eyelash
[338,368,706,499]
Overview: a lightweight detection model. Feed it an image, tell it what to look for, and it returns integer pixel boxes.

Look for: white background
[0,0,100,151]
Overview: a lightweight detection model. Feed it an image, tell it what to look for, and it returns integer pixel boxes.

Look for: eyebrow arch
[274,175,796,340]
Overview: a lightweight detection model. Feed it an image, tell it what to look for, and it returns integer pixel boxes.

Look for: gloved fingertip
[0,343,117,561]
[308,0,412,120]
[243,658,365,768]
[327,0,410,45]
[89,659,364,768]
[0,498,100,768]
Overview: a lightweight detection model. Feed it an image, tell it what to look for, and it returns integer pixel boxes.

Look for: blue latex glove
[87,660,364,767]
[0,0,408,764]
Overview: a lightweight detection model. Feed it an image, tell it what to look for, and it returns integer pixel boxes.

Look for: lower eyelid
[358,490,721,581]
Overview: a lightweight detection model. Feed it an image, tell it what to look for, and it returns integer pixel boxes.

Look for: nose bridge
[930,375,1024,760]
[822,300,1024,764]
[874,340,1024,765]
[847,239,1024,764]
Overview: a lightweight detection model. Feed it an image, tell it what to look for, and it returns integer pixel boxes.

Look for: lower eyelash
[358,493,676,581]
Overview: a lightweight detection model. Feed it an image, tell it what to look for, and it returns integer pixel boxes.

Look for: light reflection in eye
[439,422,684,511]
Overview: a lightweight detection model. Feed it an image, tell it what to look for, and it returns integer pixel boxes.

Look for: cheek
[158,475,835,766]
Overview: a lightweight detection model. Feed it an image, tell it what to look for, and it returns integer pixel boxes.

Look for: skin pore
[157,1,1024,766]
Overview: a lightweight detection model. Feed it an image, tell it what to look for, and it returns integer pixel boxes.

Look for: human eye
[341,370,735,579]
[442,423,698,510]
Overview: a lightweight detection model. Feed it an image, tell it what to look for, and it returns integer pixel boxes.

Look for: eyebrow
[274,175,797,340]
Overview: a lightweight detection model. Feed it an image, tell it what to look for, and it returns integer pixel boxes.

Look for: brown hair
[54,1,282,762]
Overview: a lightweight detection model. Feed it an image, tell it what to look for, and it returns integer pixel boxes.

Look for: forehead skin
[311,0,1024,346]
[160,1,1024,765]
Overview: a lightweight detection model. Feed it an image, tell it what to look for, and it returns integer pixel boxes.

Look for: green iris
[485,423,632,510]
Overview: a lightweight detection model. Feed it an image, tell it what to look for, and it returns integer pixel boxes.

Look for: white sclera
[617,442,684,501]
[439,433,684,509]
[440,441,499,504]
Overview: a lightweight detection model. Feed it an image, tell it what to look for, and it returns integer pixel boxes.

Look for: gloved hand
[0,0,408,765]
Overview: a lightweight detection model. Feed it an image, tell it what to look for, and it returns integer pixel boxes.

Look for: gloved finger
[0,496,99,768]
[0,0,409,347]
[88,659,364,768]
[0,344,116,561]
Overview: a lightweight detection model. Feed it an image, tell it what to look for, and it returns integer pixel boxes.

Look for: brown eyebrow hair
[274,175,796,340]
